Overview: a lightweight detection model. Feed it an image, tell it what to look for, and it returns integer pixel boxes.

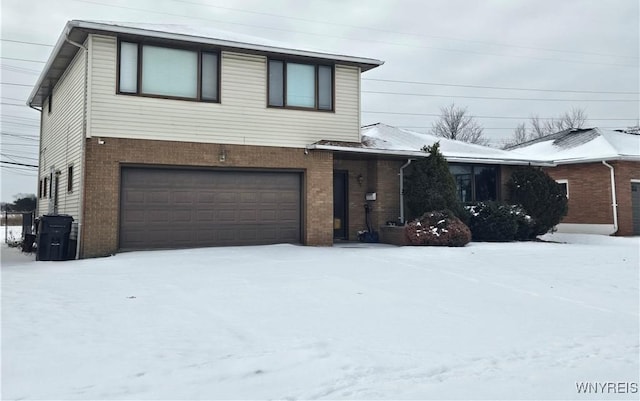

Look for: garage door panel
[120,168,301,250]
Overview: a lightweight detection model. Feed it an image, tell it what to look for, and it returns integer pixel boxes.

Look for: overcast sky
[1,0,638,202]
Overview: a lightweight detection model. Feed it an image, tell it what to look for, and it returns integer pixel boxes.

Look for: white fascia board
[308,144,554,165]
[27,23,74,106]
[73,20,384,69]
[552,155,640,165]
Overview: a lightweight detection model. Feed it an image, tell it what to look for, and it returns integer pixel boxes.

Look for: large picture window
[449,164,498,203]
[118,41,219,102]
[268,60,333,111]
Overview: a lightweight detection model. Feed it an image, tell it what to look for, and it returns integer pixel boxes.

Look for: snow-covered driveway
[2,234,638,400]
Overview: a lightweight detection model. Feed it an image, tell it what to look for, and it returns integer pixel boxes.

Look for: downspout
[30,105,42,220]
[65,35,88,259]
[602,160,618,234]
[399,159,413,224]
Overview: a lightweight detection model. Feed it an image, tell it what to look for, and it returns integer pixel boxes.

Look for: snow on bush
[405,210,471,247]
[465,202,534,242]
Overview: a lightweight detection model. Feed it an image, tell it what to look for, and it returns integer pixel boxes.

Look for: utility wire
[363,78,639,95]
[67,0,638,69]
[170,0,638,60]
[362,90,639,102]
[361,110,639,121]
[0,56,47,64]
[0,160,38,168]
[0,39,53,47]
[1,82,34,87]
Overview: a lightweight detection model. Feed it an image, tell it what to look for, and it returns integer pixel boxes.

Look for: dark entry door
[333,170,348,240]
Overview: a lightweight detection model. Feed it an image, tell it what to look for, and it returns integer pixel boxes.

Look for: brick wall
[544,163,613,226]
[82,137,333,258]
[611,161,639,236]
[333,157,403,240]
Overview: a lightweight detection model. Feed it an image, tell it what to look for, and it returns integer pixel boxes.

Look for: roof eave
[552,155,640,165]
[308,144,554,166]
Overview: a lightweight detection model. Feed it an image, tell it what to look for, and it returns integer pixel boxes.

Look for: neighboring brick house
[29,20,384,258]
[508,128,640,236]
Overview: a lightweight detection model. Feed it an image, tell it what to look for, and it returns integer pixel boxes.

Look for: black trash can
[36,214,74,261]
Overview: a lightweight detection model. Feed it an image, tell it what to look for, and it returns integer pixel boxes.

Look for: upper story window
[268,60,333,111]
[118,40,219,102]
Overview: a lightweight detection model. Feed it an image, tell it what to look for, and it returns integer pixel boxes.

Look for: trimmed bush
[405,210,471,247]
[466,202,534,242]
[507,166,568,238]
[404,143,463,219]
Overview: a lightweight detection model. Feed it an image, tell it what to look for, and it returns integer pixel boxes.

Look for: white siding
[37,46,85,224]
[89,35,361,147]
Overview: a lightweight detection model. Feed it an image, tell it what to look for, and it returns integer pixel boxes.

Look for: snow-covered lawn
[2,234,638,400]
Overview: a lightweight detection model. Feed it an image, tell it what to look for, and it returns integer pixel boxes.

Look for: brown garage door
[120,167,302,250]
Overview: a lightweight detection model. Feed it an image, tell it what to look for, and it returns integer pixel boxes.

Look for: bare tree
[505,108,589,147]
[431,103,488,145]
[502,122,529,148]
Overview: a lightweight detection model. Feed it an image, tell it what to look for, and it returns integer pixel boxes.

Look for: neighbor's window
[556,179,569,198]
[67,165,74,192]
[268,60,333,110]
[38,179,43,198]
[449,164,498,203]
[118,41,219,102]
[43,176,48,198]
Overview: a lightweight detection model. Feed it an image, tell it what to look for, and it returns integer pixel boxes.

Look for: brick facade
[81,137,334,258]
[543,161,639,236]
[333,156,403,241]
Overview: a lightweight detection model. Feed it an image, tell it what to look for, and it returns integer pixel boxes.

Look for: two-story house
[28,20,386,258]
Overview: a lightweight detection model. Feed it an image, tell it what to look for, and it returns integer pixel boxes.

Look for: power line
[361,110,639,121]
[1,97,28,103]
[68,0,638,69]
[1,133,39,141]
[170,0,638,60]
[0,38,53,47]
[361,90,639,102]
[1,153,39,161]
[1,65,41,75]
[0,56,47,64]
[1,82,34,87]
[0,160,38,168]
[398,126,624,130]
[363,78,639,95]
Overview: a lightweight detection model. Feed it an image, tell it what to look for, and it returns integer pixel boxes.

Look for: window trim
[67,165,74,193]
[450,164,499,203]
[555,179,569,199]
[116,38,221,103]
[267,59,335,112]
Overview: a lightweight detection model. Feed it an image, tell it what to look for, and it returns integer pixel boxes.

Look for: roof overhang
[551,155,640,165]
[307,144,555,166]
[28,20,384,107]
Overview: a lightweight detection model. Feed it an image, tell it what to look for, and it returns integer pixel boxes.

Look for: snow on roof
[353,123,548,165]
[507,128,640,164]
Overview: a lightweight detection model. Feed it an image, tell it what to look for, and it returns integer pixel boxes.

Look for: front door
[333,170,348,240]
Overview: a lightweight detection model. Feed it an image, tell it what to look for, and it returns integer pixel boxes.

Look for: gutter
[306,144,554,166]
[602,161,619,234]
[399,159,413,224]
